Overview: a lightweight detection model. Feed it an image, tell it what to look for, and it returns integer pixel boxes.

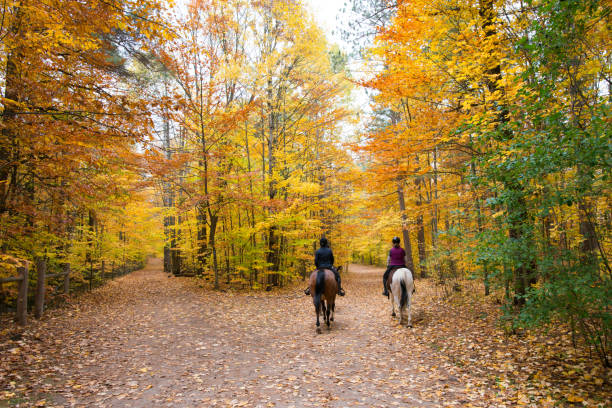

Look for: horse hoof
[408,325,413,328]
[391,312,396,317]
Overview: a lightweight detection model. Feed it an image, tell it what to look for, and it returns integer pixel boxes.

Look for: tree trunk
[223,215,231,284]
[430,148,439,251]
[578,200,599,267]
[244,120,256,231]
[445,216,458,280]
[414,154,427,278]
[266,77,279,286]
[210,214,219,289]
[509,193,532,306]
[0,4,25,215]
[416,213,427,278]
[170,213,181,276]
[470,144,489,295]
[196,207,207,272]
[396,184,415,272]
[162,101,173,274]
[86,210,95,264]
[479,0,534,304]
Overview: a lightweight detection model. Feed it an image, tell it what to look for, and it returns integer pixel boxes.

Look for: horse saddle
[387,266,416,294]
[386,266,402,286]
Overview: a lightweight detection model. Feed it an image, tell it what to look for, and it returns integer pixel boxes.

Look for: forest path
[2,259,488,407]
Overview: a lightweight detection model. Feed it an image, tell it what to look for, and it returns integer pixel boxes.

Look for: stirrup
[338,288,345,296]
[382,290,389,297]
[304,287,310,295]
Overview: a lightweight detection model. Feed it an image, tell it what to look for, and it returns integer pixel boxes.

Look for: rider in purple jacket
[382,236,406,296]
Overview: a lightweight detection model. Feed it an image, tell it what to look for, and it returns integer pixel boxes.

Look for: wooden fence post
[63,263,70,294]
[34,258,46,319]
[16,266,28,326]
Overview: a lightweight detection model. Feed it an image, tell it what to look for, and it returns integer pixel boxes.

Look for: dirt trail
[1,259,487,407]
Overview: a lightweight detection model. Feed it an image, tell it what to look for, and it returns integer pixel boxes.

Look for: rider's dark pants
[332,267,342,289]
[383,265,405,290]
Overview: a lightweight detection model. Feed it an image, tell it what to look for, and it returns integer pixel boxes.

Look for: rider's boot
[334,271,345,296]
[382,269,390,296]
[304,287,310,295]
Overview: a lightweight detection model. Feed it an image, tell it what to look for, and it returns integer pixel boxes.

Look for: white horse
[389,267,415,327]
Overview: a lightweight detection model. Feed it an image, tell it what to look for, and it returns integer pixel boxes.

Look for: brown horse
[309,266,342,333]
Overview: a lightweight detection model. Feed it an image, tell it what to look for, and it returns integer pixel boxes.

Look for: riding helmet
[392,236,400,244]
[320,237,328,247]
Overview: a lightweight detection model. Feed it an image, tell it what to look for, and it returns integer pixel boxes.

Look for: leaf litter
[0,259,609,407]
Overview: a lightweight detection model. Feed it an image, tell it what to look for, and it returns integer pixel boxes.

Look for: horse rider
[382,236,407,296]
[304,237,345,296]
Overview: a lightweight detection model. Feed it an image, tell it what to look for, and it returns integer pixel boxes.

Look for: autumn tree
[350,0,611,364]
[0,0,168,291]
[145,0,353,289]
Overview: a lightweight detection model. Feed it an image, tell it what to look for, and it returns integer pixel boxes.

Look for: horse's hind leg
[330,303,335,322]
[314,296,321,331]
[397,294,404,324]
[390,293,396,317]
[321,300,330,327]
[321,300,327,327]
[407,294,413,328]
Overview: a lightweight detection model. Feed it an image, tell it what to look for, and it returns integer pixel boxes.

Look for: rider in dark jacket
[304,237,345,296]
[315,242,334,270]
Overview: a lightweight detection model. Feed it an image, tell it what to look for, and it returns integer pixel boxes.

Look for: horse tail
[400,277,408,309]
[315,269,325,296]
[313,269,325,312]
[313,291,321,313]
